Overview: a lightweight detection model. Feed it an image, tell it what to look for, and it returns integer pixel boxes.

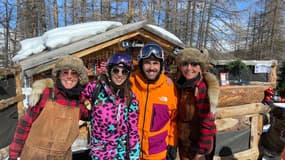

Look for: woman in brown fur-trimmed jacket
[9,55,90,160]
[175,48,220,160]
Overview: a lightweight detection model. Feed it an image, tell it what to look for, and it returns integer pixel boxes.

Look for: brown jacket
[20,100,79,160]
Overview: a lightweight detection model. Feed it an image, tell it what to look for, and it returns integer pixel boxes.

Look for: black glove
[166,145,177,160]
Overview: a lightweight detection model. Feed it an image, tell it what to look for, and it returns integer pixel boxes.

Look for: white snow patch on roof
[13,21,122,62]
[146,24,183,44]
[12,21,183,62]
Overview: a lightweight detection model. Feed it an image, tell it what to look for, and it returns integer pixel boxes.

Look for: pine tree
[276,61,285,97]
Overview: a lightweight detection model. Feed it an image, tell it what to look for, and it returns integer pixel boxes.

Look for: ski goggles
[138,44,164,61]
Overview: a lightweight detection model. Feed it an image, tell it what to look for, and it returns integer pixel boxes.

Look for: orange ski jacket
[130,70,178,160]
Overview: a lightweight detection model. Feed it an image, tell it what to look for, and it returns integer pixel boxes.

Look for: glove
[166,145,177,160]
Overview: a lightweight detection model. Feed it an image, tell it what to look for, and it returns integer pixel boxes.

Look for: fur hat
[176,48,209,71]
[52,55,88,85]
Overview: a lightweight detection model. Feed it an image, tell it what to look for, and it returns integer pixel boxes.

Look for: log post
[15,66,24,119]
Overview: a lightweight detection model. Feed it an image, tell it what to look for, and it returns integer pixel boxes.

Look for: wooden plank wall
[0,66,24,119]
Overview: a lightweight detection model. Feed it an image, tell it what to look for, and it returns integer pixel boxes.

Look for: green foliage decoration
[226,60,248,77]
[276,61,285,97]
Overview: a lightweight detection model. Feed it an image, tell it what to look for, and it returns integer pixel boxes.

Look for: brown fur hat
[52,55,88,85]
[176,48,209,71]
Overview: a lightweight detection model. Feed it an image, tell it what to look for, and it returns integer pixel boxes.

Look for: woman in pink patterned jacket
[82,52,140,160]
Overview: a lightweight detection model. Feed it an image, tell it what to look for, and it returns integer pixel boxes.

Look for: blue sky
[0,0,263,29]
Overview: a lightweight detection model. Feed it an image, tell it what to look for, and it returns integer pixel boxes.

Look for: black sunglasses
[60,69,79,77]
[111,67,130,76]
[182,61,200,67]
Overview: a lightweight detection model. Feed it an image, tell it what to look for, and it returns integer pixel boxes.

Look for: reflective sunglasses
[182,61,200,67]
[60,69,79,78]
[139,44,164,60]
[111,67,130,76]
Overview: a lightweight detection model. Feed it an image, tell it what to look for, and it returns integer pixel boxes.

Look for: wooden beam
[215,118,239,132]
[0,95,24,110]
[24,63,55,77]
[250,115,259,149]
[216,103,270,118]
[15,72,24,119]
[73,31,140,58]
[0,65,24,120]
[216,59,278,66]
[254,114,263,148]
[214,148,259,160]
[268,64,277,87]
[218,85,273,107]
[0,65,21,75]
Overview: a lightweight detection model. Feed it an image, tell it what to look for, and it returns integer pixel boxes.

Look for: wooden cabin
[17,20,184,84]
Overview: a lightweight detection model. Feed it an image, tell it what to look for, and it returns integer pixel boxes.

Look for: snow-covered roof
[15,20,185,77]
[12,21,122,61]
[13,21,184,62]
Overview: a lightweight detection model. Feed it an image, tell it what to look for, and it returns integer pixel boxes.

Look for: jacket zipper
[140,83,149,159]
[151,107,156,129]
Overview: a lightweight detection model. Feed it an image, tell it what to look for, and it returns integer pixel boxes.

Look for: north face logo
[158,96,168,102]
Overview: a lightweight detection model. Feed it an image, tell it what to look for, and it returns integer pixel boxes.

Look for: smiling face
[59,69,79,89]
[179,61,201,80]
[110,66,130,86]
[141,58,161,81]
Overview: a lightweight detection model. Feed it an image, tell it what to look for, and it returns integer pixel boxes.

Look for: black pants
[72,149,91,160]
